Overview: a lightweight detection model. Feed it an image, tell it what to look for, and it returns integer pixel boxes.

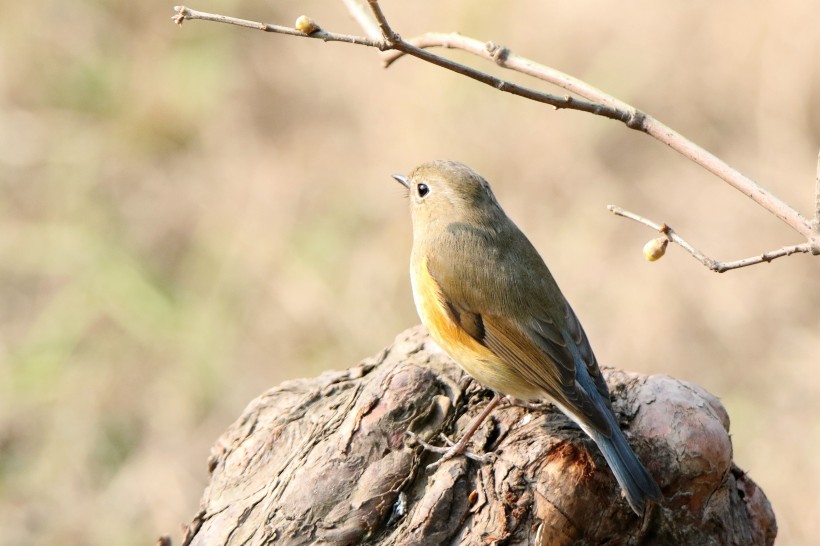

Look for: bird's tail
[589,420,662,516]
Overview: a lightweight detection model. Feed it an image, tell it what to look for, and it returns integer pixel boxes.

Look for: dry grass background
[1,1,818,544]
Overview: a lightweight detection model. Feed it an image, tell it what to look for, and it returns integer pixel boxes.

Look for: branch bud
[643,237,668,261]
[295,15,320,35]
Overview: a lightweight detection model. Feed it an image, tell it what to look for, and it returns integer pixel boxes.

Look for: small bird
[392,160,661,516]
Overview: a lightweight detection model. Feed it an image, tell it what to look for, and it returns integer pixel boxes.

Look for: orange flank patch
[411,256,541,400]
[411,256,490,366]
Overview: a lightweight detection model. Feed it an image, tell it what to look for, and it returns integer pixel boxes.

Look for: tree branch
[172,6,629,122]
[173,6,384,47]
[382,32,637,112]
[365,0,398,42]
[171,2,820,271]
[338,0,382,41]
[382,31,818,249]
[815,148,820,229]
[608,205,814,273]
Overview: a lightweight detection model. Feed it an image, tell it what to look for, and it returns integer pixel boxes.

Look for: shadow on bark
[175,326,776,546]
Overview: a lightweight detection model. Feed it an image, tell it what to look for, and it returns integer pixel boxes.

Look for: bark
[177,326,776,546]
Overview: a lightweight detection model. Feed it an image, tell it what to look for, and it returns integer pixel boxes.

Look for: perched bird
[392,160,661,516]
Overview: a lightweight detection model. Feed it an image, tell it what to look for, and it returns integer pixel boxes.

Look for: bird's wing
[425,242,610,436]
[431,269,612,435]
[538,302,612,406]
[480,309,611,434]
[423,221,615,435]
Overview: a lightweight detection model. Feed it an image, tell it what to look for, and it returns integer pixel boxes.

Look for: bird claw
[503,395,549,411]
[405,431,496,470]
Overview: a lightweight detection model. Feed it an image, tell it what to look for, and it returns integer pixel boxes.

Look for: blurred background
[1,0,818,544]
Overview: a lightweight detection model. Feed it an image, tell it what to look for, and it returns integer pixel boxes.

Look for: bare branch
[642,124,815,244]
[339,0,382,41]
[384,32,632,112]
[365,0,398,42]
[173,6,384,46]
[714,245,814,272]
[393,42,631,120]
[607,206,717,269]
[384,32,818,247]
[608,205,813,272]
[172,6,630,122]
[815,148,820,229]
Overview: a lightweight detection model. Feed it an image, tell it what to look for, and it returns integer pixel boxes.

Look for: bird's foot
[503,396,550,411]
[405,431,496,471]
[406,393,503,471]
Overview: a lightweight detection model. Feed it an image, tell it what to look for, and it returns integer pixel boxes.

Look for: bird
[392,160,661,516]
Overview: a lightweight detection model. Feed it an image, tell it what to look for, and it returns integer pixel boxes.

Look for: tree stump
[176,326,776,546]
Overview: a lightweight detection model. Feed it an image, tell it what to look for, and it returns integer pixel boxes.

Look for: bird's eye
[417,183,430,198]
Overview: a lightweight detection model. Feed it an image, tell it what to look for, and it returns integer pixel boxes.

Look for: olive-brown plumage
[393,160,661,516]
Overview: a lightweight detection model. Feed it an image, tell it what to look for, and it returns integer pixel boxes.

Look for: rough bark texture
[178,326,776,546]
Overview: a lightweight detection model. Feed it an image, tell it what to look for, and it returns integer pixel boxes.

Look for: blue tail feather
[589,421,661,516]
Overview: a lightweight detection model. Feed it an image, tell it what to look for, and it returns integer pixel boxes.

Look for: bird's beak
[392,174,409,189]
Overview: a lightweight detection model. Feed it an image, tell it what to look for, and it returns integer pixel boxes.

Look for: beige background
[1,1,818,544]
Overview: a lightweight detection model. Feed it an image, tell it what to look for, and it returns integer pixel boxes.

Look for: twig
[173,6,383,46]
[172,6,630,122]
[392,42,628,120]
[607,205,813,273]
[383,32,818,248]
[384,32,632,112]
[338,0,381,41]
[715,245,814,272]
[607,206,716,269]
[365,0,398,42]
[815,148,820,229]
